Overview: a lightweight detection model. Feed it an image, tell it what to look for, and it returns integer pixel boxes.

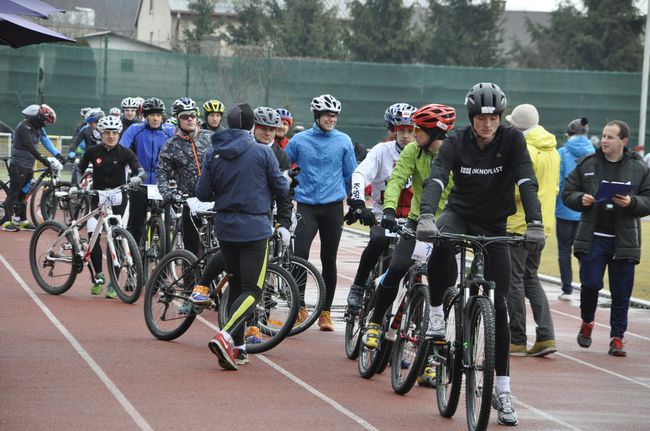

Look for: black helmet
[142,97,165,116]
[464,82,507,122]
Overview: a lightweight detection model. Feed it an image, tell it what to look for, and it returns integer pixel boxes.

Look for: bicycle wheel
[357,307,392,379]
[436,286,463,418]
[465,296,496,431]
[141,215,166,280]
[281,255,325,336]
[344,277,374,360]
[219,263,299,354]
[107,227,144,304]
[29,220,78,294]
[0,180,8,221]
[391,283,430,395]
[144,249,198,340]
[29,177,52,225]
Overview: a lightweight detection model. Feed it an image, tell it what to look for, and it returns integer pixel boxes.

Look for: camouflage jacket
[157,128,213,198]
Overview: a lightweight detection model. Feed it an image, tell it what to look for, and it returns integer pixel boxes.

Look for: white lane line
[515,398,583,431]
[196,315,378,431]
[0,255,154,431]
[551,308,650,342]
[555,351,650,389]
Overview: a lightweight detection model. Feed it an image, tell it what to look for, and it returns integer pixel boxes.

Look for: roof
[82,30,171,51]
[45,0,140,36]
[167,0,236,14]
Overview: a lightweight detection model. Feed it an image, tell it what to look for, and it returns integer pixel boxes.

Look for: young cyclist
[418,83,545,426]
[120,97,140,133]
[77,115,144,298]
[195,103,289,370]
[274,108,293,149]
[202,99,226,132]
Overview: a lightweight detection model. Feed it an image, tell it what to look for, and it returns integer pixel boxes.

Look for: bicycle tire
[144,249,199,340]
[280,255,325,336]
[141,215,166,280]
[465,296,496,431]
[391,283,430,395]
[29,220,78,295]
[37,183,58,223]
[345,276,375,360]
[436,286,463,418]
[70,193,91,228]
[375,338,393,375]
[358,306,392,379]
[107,227,144,304]
[0,179,8,221]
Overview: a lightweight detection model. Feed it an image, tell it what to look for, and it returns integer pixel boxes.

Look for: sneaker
[426,314,445,340]
[90,273,105,295]
[527,339,557,357]
[362,322,382,349]
[293,306,309,327]
[190,284,211,304]
[492,391,519,426]
[608,337,626,357]
[509,343,527,357]
[245,326,262,344]
[235,348,249,365]
[105,283,117,299]
[346,283,364,314]
[417,366,437,388]
[577,321,594,348]
[557,292,572,301]
[318,311,334,331]
[18,220,36,230]
[2,222,19,232]
[208,332,238,370]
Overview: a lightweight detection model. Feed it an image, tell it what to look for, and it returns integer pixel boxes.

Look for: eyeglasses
[179,113,197,120]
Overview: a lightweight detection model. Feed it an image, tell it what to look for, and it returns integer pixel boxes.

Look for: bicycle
[140,184,167,279]
[430,232,524,431]
[28,184,144,304]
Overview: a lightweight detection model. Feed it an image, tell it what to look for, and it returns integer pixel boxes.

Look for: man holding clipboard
[563,120,650,357]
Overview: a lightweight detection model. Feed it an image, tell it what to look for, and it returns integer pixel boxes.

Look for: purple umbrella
[0,0,64,19]
[0,13,76,47]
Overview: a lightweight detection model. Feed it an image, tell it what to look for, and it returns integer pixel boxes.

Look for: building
[83,31,170,52]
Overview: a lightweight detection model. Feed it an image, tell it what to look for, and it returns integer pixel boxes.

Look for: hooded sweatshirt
[195,129,289,242]
[555,134,595,221]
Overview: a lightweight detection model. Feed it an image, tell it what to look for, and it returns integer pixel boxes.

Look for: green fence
[0,44,647,149]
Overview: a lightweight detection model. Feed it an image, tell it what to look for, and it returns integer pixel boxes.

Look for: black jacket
[562,148,650,263]
[11,118,50,169]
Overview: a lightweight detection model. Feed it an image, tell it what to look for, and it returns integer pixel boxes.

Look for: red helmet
[39,104,56,125]
[412,104,456,134]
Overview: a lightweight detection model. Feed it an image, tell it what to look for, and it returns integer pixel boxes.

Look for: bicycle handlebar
[432,232,525,246]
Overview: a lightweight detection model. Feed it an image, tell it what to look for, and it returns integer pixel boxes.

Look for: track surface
[2,229,649,430]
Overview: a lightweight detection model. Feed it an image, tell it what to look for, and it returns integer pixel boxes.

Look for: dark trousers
[127,187,148,246]
[556,218,579,294]
[578,236,635,339]
[181,205,201,257]
[427,210,511,377]
[507,245,555,345]
[293,201,344,311]
[2,164,32,223]
[353,224,391,286]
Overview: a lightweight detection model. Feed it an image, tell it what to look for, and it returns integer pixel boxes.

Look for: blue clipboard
[594,181,633,202]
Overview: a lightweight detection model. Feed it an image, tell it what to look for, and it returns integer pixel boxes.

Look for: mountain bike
[29,184,144,303]
[140,184,167,279]
[431,232,524,431]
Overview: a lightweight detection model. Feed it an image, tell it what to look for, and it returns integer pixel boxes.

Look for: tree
[510,0,644,72]
[419,0,506,67]
[346,0,417,63]
[226,0,274,48]
[183,0,217,54]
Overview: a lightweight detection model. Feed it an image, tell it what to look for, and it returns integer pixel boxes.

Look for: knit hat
[567,117,589,136]
[227,103,254,130]
[505,104,539,130]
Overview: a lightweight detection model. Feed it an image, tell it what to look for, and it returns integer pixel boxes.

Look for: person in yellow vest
[505,104,560,357]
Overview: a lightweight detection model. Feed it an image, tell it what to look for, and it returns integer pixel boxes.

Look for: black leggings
[181,205,201,257]
[427,210,512,377]
[353,225,391,286]
[3,164,32,222]
[293,201,344,311]
[127,187,148,246]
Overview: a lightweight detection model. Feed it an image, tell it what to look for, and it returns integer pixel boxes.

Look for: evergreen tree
[226,0,274,47]
[183,0,217,54]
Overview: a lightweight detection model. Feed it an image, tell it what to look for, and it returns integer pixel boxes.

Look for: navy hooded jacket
[196,129,289,242]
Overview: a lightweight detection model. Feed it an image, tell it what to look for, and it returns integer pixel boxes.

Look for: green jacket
[384,141,450,222]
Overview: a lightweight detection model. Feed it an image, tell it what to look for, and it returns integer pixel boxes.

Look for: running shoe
[18,220,36,230]
[557,292,572,301]
[509,343,527,357]
[577,321,594,348]
[2,222,19,232]
[235,348,249,365]
[90,273,105,295]
[608,337,626,357]
[208,332,238,370]
[294,306,309,327]
[346,283,364,314]
[362,323,381,349]
[318,311,334,331]
[245,326,262,344]
[105,283,117,299]
[527,339,557,357]
[417,366,437,388]
[426,314,445,340]
[492,391,519,426]
[190,284,211,304]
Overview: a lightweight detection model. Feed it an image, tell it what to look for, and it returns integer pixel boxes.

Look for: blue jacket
[196,129,289,242]
[119,122,175,184]
[284,123,356,205]
[556,135,595,221]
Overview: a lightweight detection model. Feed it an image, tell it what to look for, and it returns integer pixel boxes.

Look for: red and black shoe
[208,332,238,370]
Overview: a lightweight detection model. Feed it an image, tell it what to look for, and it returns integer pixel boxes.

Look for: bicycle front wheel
[391,283,430,395]
[345,276,375,360]
[107,227,144,304]
[0,180,9,221]
[141,215,166,280]
[436,286,463,418]
[281,256,325,336]
[144,249,199,340]
[29,220,78,294]
[465,296,496,431]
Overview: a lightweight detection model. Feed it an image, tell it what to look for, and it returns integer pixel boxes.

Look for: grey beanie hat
[227,103,254,130]
[567,117,589,136]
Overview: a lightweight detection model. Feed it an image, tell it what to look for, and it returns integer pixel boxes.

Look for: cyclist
[359,103,454,351]
[119,97,175,245]
[274,108,292,149]
[417,83,545,426]
[1,104,61,232]
[345,102,417,313]
[157,97,213,256]
[76,115,144,298]
[284,94,357,331]
[382,103,400,142]
[195,103,289,370]
[120,97,140,133]
[68,108,104,185]
[201,99,226,132]
[73,107,91,140]
[109,107,121,118]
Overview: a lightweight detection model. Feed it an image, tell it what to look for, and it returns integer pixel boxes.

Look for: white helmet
[97,115,123,133]
[310,94,341,113]
[121,97,139,109]
[254,106,281,128]
[109,107,121,117]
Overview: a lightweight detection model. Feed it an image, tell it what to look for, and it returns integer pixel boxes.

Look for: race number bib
[97,188,123,207]
[411,240,432,263]
[146,184,163,200]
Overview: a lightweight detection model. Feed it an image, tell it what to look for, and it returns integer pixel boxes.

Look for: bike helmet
[254,106,281,128]
[80,106,92,117]
[109,107,121,117]
[310,94,341,113]
[142,97,166,116]
[412,104,456,139]
[276,108,293,126]
[388,103,417,127]
[22,104,57,126]
[97,115,123,133]
[203,99,225,115]
[121,97,139,110]
[464,82,507,121]
[171,97,198,117]
[84,108,105,124]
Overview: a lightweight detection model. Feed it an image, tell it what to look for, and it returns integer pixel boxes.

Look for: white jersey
[350,140,406,215]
